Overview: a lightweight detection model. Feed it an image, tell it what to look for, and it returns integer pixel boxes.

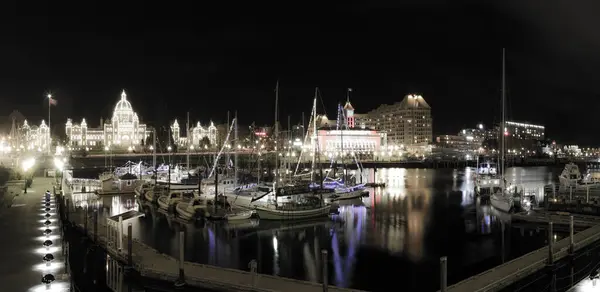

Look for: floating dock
[61,177,364,292]
[444,216,600,292]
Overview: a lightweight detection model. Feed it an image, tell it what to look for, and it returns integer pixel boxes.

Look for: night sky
[2,1,600,145]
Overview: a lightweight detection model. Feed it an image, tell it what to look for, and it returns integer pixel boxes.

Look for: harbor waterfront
[58,164,599,292]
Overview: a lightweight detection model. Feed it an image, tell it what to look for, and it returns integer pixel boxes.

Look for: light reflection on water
[71,166,559,291]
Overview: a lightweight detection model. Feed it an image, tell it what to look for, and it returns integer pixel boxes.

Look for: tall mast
[310,88,318,183]
[152,127,157,185]
[287,115,291,182]
[274,81,280,188]
[226,111,230,176]
[234,111,238,189]
[501,48,506,178]
[186,112,190,169]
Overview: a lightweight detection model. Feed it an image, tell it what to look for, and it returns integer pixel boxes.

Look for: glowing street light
[53,157,64,171]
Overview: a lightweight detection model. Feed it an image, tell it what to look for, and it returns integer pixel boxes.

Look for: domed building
[65,90,150,149]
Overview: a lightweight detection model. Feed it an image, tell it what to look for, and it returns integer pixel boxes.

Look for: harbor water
[69,166,565,292]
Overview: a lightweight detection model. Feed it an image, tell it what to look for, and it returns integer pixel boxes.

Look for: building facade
[9,120,51,151]
[170,119,218,148]
[313,99,387,159]
[65,90,151,149]
[358,94,432,146]
[504,121,545,140]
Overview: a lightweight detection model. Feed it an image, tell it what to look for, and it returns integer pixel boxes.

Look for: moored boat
[176,196,209,220]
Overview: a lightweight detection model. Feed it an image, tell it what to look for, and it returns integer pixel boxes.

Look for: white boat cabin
[477,162,498,176]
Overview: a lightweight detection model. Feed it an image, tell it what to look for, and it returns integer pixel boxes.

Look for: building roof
[343,101,354,111]
[398,94,431,109]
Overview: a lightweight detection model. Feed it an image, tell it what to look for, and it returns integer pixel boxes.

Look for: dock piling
[175,230,185,287]
[548,222,554,265]
[569,186,572,201]
[249,260,257,287]
[127,223,133,267]
[440,256,447,292]
[322,249,328,292]
[84,206,88,236]
[569,216,574,254]
[118,216,123,252]
[587,186,590,203]
[93,209,98,243]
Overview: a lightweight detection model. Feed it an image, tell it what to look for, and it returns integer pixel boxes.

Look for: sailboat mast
[152,127,157,185]
[234,111,238,189]
[310,88,318,183]
[186,112,190,169]
[339,102,345,185]
[501,48,506,178]
[287,115,291,182]
[274,81,280,188]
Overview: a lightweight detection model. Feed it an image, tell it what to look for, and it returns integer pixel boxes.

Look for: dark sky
[2,0,600,145]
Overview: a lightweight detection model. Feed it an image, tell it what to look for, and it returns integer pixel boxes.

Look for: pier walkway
[445,221,600,292]
[62,179,363,292]
[0,177,70,291]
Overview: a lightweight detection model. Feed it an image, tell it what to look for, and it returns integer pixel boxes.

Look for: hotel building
[357,94,432,146]
[65,90,151,149]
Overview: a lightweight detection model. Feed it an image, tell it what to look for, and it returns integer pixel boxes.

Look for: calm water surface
[71,166,562,292]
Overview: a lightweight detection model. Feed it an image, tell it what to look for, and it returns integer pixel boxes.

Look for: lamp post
[104,146,109,169]
[128,146,133,174]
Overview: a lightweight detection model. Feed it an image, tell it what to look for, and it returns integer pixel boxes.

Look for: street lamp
[22,157,35,194]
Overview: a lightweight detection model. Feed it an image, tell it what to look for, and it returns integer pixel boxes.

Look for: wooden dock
[512,211,600,227]
[444,216,600,292]
[62,177,364,292]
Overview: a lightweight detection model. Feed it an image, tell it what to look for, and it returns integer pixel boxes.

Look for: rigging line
[294,98,316,175]
[206,118,236,179]
[317,87,328,118]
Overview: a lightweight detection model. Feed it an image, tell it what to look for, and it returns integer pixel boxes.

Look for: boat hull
[331,190,365,201]
[175,202,208,220]
[255,205,331,220]
[226,211,254,221]
[158,196,180,210]
[490,194,512,213]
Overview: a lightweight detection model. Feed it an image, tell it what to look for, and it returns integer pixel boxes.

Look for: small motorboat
[225,210,254,221]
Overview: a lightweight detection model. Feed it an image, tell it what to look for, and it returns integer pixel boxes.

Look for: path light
[45,203,50,207]
[43,240,53,248]
[45,208,50,212]
[44,220,51,225]
[43,229,52,236]
[41,274,55,289]
[45,213,51,218]
[43,253,54,265]
[43,253,54,266]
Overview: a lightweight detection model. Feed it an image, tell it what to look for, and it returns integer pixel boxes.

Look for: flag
[49,97,57,106]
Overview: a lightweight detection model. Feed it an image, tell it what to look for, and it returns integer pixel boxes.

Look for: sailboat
[322,94,367,202]
[490,48,517,213]
[254,85,332,220]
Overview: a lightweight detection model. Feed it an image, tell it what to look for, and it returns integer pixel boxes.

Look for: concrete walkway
[0,177,68,291]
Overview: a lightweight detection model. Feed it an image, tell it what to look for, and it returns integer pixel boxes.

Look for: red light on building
[504,131,509,136]
[255,131,267,137]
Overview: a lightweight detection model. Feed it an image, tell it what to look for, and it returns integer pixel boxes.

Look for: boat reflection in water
[69,166,560,292]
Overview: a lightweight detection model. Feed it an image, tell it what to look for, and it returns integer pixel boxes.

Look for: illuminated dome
[113,90,135,123]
